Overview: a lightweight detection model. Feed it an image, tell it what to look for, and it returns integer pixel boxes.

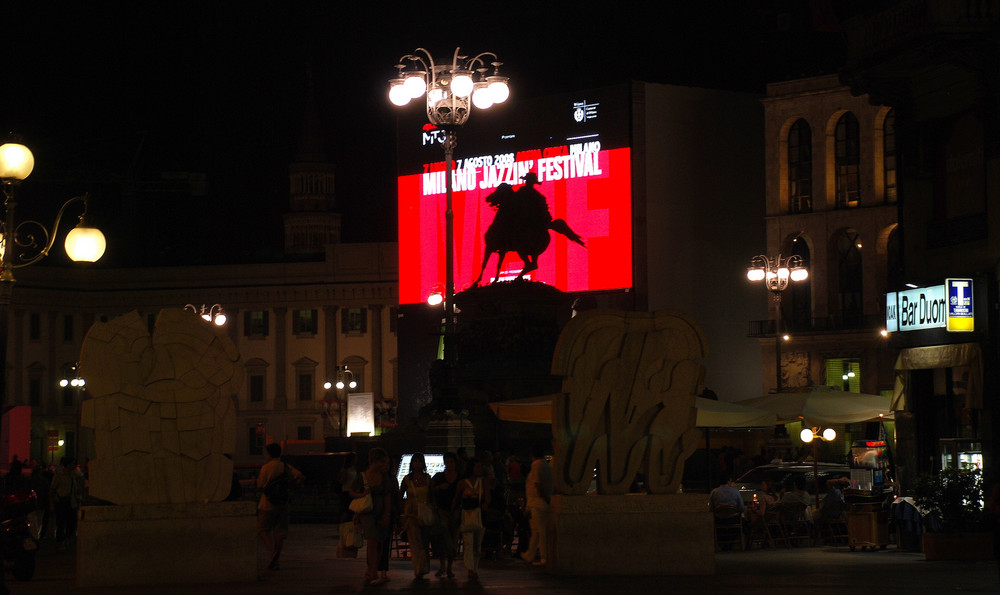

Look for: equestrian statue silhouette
[472,172,585,286]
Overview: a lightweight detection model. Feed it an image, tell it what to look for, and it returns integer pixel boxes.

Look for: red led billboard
[397,86,633,305]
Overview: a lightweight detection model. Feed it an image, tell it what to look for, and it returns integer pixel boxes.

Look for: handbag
[337,520,363,558]
[458,478,484,532]
[417,501,436,527]
[349,473,373,514]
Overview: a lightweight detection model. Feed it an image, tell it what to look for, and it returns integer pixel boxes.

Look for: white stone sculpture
[551,309,706,495]
[79,308,241,504]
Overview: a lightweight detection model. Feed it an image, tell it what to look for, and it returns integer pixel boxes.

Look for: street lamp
[0,139,107,411]
[184,303,227,326]
[389,47,510,362]
[747,254,808,391]
[800,425,837,508]
[324,365,357,437]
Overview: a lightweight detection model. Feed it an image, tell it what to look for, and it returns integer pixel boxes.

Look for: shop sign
[886,280,974,333]
[886,285,947,332]
[946,278,974,332]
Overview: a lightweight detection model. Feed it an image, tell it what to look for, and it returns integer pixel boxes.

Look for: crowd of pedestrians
[290,443,555,586]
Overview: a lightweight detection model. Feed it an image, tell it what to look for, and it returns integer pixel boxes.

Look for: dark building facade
[841,1,1000,487]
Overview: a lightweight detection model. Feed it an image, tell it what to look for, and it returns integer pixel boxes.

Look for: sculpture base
[548,494,714,575]
[77,501,257,587]
[423,418,475,452]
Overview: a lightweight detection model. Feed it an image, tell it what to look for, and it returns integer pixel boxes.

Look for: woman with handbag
[453,457,490,581]
[349,447,397,585]
[402,452,434,579]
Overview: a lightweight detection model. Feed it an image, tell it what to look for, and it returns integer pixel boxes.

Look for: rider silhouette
[472,171,585,286]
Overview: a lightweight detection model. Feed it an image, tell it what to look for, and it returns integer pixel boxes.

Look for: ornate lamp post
[184,303,228,326]
[0,139,107,411]
[747,254,808,392]
[801,425,837,508]
[388,47,510,362]
[324,365,357,437]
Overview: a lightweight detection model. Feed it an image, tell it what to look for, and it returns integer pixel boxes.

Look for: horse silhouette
[472,179,585,286]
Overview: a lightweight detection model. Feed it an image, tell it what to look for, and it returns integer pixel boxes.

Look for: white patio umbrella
[737,385,893,426]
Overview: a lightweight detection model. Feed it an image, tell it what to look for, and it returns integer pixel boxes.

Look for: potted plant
[911,467,993,560]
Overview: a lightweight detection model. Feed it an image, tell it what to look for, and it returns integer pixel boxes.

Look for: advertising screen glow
[399,145,631,304]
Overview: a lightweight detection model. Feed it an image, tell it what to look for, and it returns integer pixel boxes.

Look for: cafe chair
[712,505,745,551]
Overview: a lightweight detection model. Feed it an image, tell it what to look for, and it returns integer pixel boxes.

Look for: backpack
[264,464,291,506]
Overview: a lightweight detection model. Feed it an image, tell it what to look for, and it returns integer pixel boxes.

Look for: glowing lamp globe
[800,428,814,443]
[65,225,107,262]
[472,84,494,109]
[488,77,510,103]
[403,74,427,98]
[0,143,34,181]
[389,82,411,106]
[451,73,474,98]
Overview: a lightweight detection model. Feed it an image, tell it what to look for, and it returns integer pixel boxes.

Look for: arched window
[788,119,812,213]
[787,237,812,330]
[835,113,860,208]
[836,229,863,324]
[883,109,897,204]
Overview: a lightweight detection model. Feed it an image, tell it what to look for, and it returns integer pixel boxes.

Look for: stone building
[9,119,398,468]
[754,74,899,447]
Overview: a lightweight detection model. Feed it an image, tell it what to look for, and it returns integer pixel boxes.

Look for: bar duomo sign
[886,278,974,333]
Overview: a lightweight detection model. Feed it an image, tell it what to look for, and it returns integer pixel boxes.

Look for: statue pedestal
[548,494,714,575]
[424,418,475,452]
[77,501,257,587]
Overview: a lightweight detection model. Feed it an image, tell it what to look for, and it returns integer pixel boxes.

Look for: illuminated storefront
[886,276,989,478]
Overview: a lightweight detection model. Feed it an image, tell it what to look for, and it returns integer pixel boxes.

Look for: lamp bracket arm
[11,193,89,269]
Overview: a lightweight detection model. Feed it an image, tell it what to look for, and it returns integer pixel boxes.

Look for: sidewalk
[11,524,1000,594]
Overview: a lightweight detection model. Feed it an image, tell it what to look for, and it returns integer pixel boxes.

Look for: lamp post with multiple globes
[0,139,107,412]
[388,47,510,362]
[746,254,808,392]
[801,425,837,508]
[324,366,357,437]
[184,303,228,326]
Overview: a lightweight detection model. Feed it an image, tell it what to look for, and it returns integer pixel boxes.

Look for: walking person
[431,452,460,578]
[454,457,490,581]
[520,444,553,566]
[350,447,397,585]
[257,443,304,570]
[402,452,433,579]
[49,457,85,550]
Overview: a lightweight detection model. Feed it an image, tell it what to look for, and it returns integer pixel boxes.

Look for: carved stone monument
[76,309,256,587]
[547,309,715,575]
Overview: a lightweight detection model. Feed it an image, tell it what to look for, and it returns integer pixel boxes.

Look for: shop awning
[488,395,777,428]
[892,342,982,410]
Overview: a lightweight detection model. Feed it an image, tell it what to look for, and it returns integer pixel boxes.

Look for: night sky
[0,2,856,268]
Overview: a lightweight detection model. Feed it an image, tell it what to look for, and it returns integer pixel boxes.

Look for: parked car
[733,462,850,504]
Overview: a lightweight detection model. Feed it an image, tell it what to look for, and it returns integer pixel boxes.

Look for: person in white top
[520,443,554,566]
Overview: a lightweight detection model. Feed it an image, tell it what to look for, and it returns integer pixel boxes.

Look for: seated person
[781,475,812,508]
[709,476,745,514]
[747,479,778,525]
[814,476,850,521]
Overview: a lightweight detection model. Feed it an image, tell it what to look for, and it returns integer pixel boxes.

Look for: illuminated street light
[324,365,357,437]
[389,48,510,363]
[0,138,107,417]
[184,303,227,326]
[747,253,808,392]
[801,425,837,508]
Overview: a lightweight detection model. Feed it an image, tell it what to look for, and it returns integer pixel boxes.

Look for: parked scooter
[0,488,41,580]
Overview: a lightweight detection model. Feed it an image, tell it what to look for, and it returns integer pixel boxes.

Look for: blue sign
[946,278,974,332]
